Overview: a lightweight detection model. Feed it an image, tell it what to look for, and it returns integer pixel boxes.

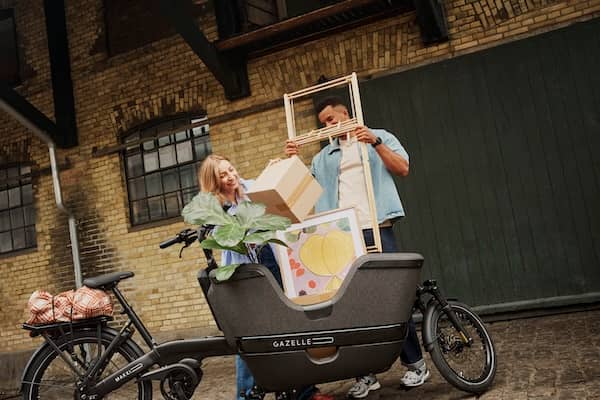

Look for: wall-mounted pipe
[0,99,83,288]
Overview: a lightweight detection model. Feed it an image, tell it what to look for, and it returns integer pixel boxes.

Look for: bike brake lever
[179,242,190,258]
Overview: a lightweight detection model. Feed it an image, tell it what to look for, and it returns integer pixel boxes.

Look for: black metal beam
[43,0,78,148]
[158,0,250,100]
[0,81,58,141]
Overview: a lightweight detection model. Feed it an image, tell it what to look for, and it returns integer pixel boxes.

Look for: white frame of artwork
[274,207,366,299]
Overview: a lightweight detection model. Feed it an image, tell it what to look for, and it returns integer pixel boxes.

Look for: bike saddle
[83,271,135,289]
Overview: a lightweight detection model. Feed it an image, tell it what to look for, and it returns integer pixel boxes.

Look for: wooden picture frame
[283,72,382,252]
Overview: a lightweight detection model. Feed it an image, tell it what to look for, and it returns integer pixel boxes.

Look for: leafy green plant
[181,192,291,281]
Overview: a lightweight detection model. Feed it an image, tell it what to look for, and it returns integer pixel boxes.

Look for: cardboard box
[247,156,323,223]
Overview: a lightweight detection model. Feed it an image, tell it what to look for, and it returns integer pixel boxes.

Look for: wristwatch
[372,136,382,148]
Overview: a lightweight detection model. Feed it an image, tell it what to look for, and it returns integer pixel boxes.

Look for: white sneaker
[347,374,381,398]
[400,365,430,387]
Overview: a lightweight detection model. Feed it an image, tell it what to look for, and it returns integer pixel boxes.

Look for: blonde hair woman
[199,154,279,400]
[197,154,333,400]
[199,154,245,207]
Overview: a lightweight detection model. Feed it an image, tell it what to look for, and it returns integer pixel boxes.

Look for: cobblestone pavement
[191,309,600,400]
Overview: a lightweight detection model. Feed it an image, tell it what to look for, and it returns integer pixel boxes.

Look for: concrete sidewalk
[193,309,600,400]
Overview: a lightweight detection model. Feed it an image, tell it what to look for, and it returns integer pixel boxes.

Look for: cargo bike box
[206,252,423,392]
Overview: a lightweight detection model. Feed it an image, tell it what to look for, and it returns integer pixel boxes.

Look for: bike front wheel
[22,328,152,400]
[426,301,496,394]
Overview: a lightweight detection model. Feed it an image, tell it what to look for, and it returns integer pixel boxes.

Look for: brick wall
[1,0,599,361]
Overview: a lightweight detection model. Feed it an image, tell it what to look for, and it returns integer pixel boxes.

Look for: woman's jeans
[236,246,318,400]
[363,227,424,367]
[236,357,256,400]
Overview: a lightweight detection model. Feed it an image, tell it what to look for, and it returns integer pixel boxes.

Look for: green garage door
[360,18,600,311]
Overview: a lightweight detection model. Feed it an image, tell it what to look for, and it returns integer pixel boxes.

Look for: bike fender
[20,326,122,392]
[20,342,49,392]
[421,298,439,353]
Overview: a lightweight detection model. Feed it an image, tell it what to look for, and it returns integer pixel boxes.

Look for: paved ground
[192,309,600,400]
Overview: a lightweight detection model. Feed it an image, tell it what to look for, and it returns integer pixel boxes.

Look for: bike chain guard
[140,358,201,400]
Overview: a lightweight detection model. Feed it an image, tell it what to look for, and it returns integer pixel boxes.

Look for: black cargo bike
[20,225,496,399]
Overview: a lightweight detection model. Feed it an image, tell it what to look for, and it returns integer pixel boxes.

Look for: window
[0,164,36,254]
[123,117,211,226]
[0,8,20,84]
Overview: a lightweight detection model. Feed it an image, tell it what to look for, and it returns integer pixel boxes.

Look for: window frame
[122,115,211,227]
[0,8,21,85]
[0,163,36,255]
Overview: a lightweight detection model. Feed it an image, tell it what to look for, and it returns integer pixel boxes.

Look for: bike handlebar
[160,204,229,250]
[159,225,218,270]
[159,228,200,249]
[159,236,182,249]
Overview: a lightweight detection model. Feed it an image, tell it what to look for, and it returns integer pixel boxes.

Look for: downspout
[0,99,83,288]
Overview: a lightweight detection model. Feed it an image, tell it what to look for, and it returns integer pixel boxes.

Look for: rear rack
[23,316,113,337]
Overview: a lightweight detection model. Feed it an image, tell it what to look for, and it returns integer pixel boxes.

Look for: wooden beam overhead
[43,0,78,148]
[1,1,79,148]
[215,0,389,51]
[158,0,250,100]
[0,82,59,142]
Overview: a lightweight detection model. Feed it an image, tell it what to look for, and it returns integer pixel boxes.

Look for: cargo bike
[20,224,496,400]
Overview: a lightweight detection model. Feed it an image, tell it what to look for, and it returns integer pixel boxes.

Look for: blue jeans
[236,359,317,400]
[258,244,283,288]
[236,246,318,400]
[236,356,255,400]
[363,227,424,367]
[236,245,280,399]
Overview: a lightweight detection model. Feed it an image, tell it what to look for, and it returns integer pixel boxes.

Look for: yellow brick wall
[1,0,599,352]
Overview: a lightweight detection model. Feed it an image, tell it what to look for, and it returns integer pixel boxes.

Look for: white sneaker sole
[401,369,431,387]
[348,381,381,399]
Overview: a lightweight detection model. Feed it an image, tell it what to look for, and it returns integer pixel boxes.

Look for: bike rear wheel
[22,328,152,400]
[427,301,496,394]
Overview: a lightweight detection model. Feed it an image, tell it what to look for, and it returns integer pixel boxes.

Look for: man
[285,96,430,399]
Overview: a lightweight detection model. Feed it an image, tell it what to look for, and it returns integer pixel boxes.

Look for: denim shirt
[310,128,409,223]
[220,179,256,267]
[220,179,283,286]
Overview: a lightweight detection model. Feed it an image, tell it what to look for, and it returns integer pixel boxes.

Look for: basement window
[0,164,36,254]
[123,116,211,226]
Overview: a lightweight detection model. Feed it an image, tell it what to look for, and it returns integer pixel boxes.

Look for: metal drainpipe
[0,100,83,288]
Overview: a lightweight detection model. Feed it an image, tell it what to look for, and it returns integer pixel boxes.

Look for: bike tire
[22,328,152,400]
[426,301,496,394]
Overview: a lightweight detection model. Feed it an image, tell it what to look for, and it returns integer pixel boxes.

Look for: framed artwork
[275,207,365,300]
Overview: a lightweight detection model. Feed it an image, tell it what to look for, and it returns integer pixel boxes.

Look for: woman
[198,155,332,400]
[198,154,282,284]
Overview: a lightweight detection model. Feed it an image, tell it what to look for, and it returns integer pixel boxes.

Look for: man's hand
[285,139,300,157]
[354,126,378,145]
[355,126,409,177]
